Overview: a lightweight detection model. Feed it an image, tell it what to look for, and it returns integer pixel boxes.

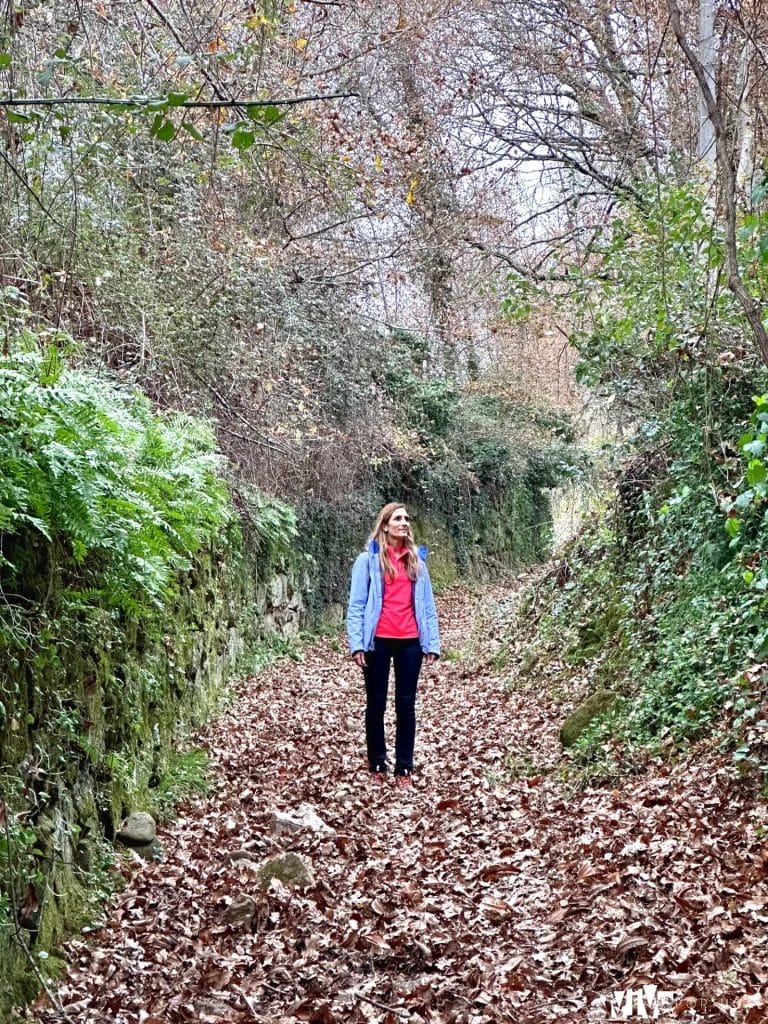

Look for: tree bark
[697,0,716,163]
[735,39,757,200]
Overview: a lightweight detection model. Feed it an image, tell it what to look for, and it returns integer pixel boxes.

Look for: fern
[238,485,298,560]
[0,295,233,645]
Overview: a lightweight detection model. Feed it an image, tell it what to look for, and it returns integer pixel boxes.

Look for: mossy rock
[519,649,540,677]
[560,689,617,747]
[257,852,315,890]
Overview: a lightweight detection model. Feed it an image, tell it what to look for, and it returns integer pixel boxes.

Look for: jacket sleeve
[422,566,441,656]
[346,553,369,653]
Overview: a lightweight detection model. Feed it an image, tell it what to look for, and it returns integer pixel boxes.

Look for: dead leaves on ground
[28,588,768,1023]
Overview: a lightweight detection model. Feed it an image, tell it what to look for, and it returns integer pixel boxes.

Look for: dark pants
[364,637,423,775]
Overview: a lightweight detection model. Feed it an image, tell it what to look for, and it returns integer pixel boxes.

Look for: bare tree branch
[0,93,355,108]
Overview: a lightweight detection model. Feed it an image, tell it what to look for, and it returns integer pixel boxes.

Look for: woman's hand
[352,651,367,669]
[424,653,438,666]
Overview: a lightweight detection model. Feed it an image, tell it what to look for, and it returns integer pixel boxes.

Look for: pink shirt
[375,546,419,639]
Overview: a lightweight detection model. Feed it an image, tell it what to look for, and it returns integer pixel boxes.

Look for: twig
[217,423,290,457]
[188,368,291,456]
[354,991,410,1018]
[0,92,355,109]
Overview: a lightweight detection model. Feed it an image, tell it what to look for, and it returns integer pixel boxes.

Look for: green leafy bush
[566,183,739,399]
[0,294,247,761]
[0,305,232,649]
[522,310,768,785]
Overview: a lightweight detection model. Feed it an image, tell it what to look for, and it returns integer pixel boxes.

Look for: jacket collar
[367,539,428,560]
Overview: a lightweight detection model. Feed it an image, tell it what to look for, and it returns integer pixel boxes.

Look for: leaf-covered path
[33,588,768,1024]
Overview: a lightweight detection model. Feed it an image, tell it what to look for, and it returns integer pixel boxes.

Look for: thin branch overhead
[0,92,356,108]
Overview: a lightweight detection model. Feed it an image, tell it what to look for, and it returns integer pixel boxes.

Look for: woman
[346,502,440,788]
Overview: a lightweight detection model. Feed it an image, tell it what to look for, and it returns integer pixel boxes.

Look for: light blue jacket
[346,540,440,656]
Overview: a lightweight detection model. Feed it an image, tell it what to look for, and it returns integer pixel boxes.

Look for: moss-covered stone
[560,690,618,747]
[257,852,315,890]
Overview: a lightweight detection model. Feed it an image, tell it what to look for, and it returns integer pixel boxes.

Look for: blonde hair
[369,502,420,580]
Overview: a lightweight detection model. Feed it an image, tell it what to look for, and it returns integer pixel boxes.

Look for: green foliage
[722,393,768,583]
[498,175,768,786]
[527,351,768,784]
[414,393,579,574]
[237,486,298,565]
[738,173,768,285]
[0,293,232,657]
[382,372,459,440]
[0,293,256,862]
[501,273,537,323]
[565,184,740,398]
[296,494,382,616]
[0,781,43,934]
[155,749,212,812]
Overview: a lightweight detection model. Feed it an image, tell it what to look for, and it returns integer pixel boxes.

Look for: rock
[560,689,618,747]
[282,615,300,639]
[230,849,259,863]
[268,574,287,606]
[116,811,156,846]
[222,892,257,926]
[270,803,334,837]
[129,838,163,861]
[519,650,540,677]
[195,996,238,1020]
[257,852,315,890]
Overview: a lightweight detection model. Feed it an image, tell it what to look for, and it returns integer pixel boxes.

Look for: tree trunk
[697,0,716,164]
[735,40,757,201]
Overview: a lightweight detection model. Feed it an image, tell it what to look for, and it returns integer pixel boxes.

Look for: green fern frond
[1,308,233,639]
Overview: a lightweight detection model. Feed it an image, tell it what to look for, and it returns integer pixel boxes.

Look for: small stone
[195,996,238,1020]
[230,849,259,863]
[270,803,334,837]
[116,811,156,846]
[82,916,108,934]
[222,892,257,926]
[130,838,163,861]
[257,852,315,890]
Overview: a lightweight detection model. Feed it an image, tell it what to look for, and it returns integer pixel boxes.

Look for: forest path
[33,587,767,1024]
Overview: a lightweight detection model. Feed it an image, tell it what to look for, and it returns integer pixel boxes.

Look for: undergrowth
[154,749,212,813]
[496,178,768,792]
[0,289,233,667]
[523,362,768,790]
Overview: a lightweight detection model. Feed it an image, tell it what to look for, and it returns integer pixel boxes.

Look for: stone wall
[549,393,622,550]
[0,528,306,1023]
